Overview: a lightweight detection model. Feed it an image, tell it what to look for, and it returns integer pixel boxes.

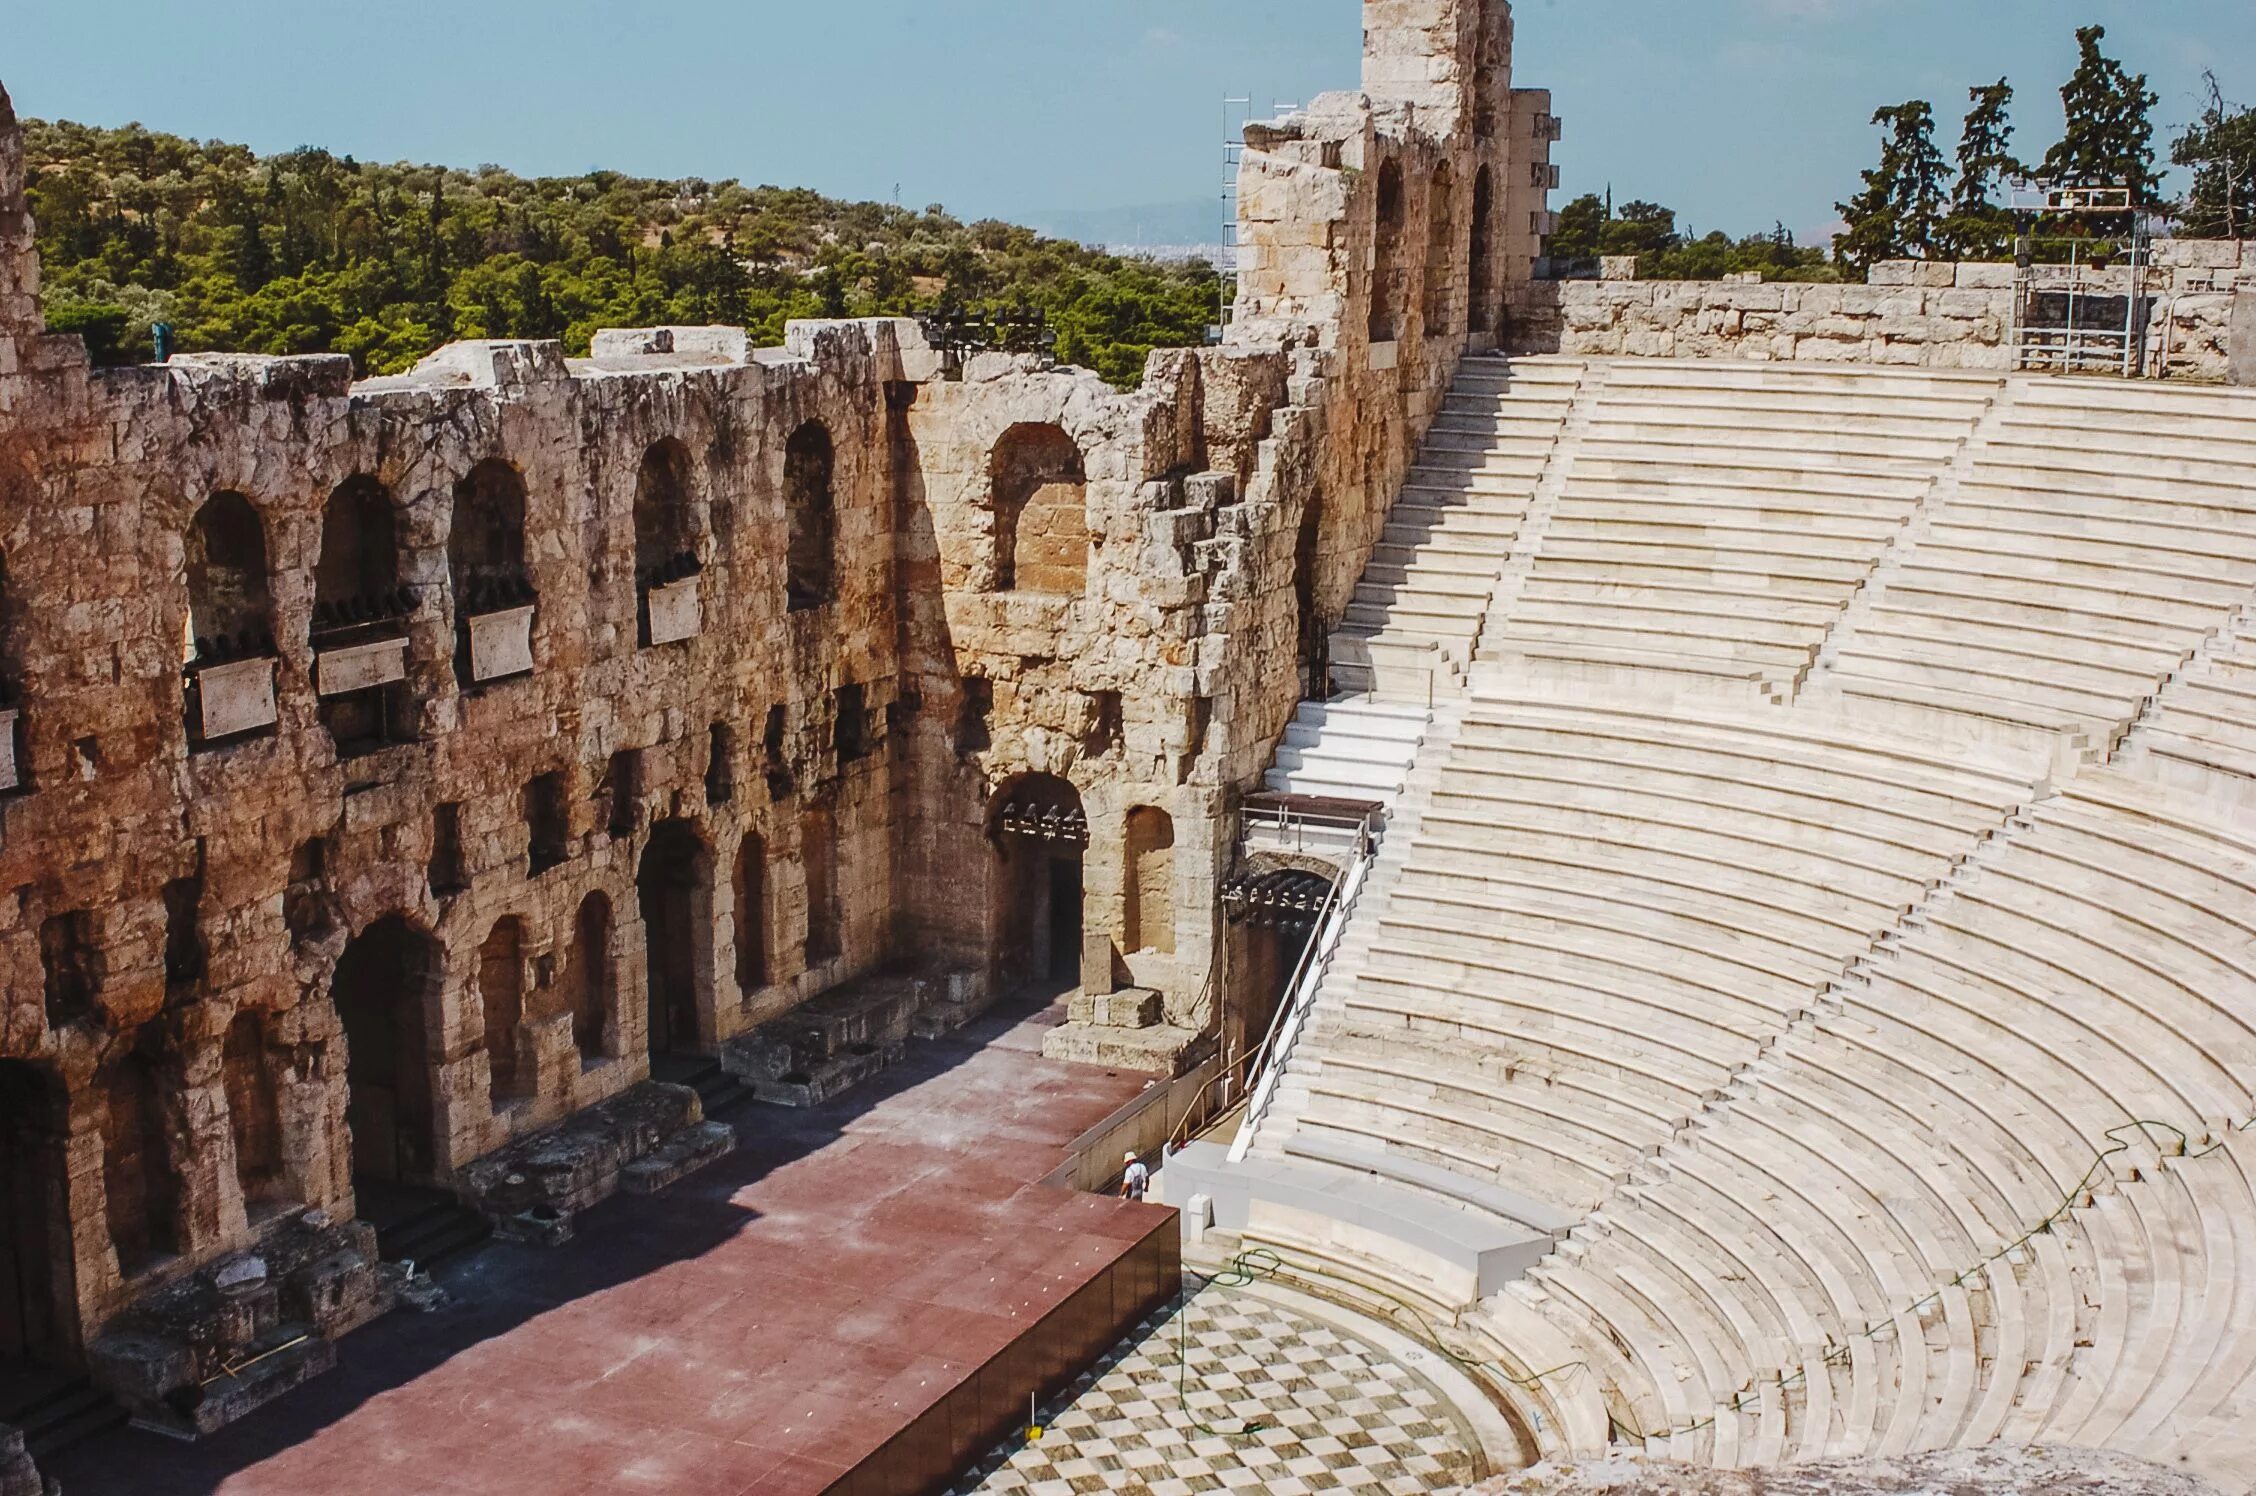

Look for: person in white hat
[1119,1150,1150,1202]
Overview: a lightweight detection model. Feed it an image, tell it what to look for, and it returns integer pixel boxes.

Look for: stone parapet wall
[1507,243,2254,380]
[0,0,1551,1399]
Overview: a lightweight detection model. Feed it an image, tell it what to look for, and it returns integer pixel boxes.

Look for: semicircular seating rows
[1242,356,2256,1489]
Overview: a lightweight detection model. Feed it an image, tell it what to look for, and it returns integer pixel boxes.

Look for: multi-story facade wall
[0,0,1550,1419]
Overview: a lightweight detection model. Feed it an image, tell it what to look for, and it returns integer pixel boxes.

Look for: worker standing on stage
[1120,1150,1150,1201]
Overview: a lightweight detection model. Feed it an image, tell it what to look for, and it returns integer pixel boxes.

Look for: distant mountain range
[1022,198,1223,251]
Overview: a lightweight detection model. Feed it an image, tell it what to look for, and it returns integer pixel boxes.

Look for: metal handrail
[1227,811,1378,1163]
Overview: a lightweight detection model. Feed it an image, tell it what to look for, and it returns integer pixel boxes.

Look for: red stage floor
[52,996,1169,1496]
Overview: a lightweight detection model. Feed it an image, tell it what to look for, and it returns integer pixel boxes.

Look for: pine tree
[1938,80,2022,260]
[2173,72,2256,240]
[2039,24,2159,234]
[1836,101,1951,275]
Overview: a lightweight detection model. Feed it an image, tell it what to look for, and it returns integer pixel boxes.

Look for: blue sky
[7,1,2253,246]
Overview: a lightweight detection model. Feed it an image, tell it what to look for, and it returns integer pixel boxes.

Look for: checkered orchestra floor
[955,1283,1482,1495]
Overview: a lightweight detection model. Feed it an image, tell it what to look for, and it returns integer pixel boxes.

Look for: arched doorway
[638,820,708,1059]
[0,1061,71,1367]
[1224,867,1337,1069]
[333,916,440,1186]
[1470,165,1497,336]
[99,1032,181,1278]
[991,775,1089,995]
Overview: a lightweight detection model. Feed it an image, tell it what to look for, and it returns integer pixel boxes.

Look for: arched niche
[987,424,1086,595]
[450,459,536,685]
[635,440,705,645]
[185,491,280,745]
[477,917,530,1108]
[734,831,769,994]
[1123,806,1177,957]
[1470,165,1497,335]
[1423,159,1457,334]
[1369,160,1406,345]
[222,1010,290,1222]
[785,421,837,613]
[312,476,415,755]
[99,1031,181,1278]
[565,893,615,1068]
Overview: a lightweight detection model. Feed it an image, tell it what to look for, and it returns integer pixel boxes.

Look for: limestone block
[644,577,702,647]
[2231,291,2256,386]
[315,636,408,697]
[1600,256,1639,282]
[466,604,536,682]
[1869,261,1918,287]
[408,338,570,389]
[1955,262,2017,290]
[196,656,279,739]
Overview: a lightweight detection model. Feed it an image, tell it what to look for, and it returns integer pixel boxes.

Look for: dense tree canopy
[21,118,1222,385]
[1835,101,1950,274]
[1938,80,2024,261]
[1547,195,1834,282]
[2040,23,2162,228]
[2174,72,2256,240]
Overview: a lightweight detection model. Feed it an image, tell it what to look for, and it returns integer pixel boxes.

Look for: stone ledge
[1040,1019,1203,1075]
[460,1081,731,1239]
[87,1211,389,1439]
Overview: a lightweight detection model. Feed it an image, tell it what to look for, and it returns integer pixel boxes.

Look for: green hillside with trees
[21,118,1223,386]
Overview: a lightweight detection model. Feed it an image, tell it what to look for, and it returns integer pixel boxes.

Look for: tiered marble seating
[1477,362,1999,699]
[1488,768,2256,1475]
[1243,360,2256,1487]
[2125,632,2256,796]
[1333,357,1580,697]
[1274,694,2034,1216]
[1817,380,2256,757]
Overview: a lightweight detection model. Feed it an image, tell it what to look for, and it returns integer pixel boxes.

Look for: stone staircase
[1331,356,1581,702]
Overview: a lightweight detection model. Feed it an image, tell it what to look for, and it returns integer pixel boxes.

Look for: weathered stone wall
[1505,244,2255,380]
[0,316,905,1351]
[0,0,1552,1381]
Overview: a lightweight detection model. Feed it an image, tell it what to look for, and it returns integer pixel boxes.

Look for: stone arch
[633,439,700,584]
[1369,160,1406,344]
[0,1059,75,1365]
[1123,806,1177,957]
[1470,165,1497,335]
[333,914,443,1186]
[988,424,1086,595]
[313,476,414,754]
[800,801,840,966]
[222,1009,288,1220]
[450,459,535,685]
[186,491,274,658]
[99,1029,181,1277]
[1223,863,1338,1078]
[565,892,615,1067]
[989,774,1088,994]
[1424,159,1457,335]
[734,830,769,994]
[477,917,530,1108]
[637,820,711,1059]
[784,421,836,612]
[315,475,403,622]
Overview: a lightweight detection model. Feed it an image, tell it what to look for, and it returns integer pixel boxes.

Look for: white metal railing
[1228,815,1378,1164]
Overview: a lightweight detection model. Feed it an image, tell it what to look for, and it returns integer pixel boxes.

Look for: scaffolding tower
[2007,181,2152,378]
